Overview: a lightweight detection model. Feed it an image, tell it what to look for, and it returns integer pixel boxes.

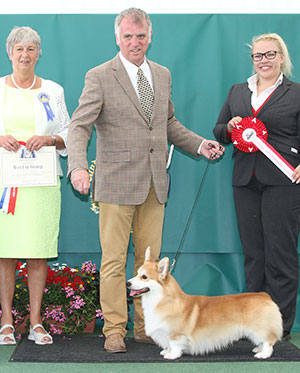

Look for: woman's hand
[227,116,243,134]
[292,164,300,184]
[0,135,20,152]
[26,135,52,152]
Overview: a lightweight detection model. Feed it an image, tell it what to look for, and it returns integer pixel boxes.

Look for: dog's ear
[158,257,169,280]
[144,246,152,262]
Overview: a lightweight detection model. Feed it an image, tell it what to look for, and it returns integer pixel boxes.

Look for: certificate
[0,146,57,187]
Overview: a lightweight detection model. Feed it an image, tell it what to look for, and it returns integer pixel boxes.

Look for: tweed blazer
[67,54,203,204]
[213,75,300,186]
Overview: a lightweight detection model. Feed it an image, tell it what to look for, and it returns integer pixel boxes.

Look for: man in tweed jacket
[67,7,224,353]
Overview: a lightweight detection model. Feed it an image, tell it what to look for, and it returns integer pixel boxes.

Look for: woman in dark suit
[214,33,300,340]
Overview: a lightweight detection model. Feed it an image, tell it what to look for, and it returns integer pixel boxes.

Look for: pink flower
[64,286,75,298]
[44,306,66,322]
[96,309,103,319]
[81,261,96,273]
[69,295,85,310]
[11,310,18,317]
[49,324,62,335]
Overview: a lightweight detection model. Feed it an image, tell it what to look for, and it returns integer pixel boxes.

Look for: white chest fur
[141,290,170,349]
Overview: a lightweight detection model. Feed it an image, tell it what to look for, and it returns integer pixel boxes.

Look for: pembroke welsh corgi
[127,247,283,360]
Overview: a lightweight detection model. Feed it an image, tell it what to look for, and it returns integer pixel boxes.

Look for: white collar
[247,73,283,93]
[119,52,148,76]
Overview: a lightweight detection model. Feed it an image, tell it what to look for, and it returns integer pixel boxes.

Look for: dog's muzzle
[126,281,150,297]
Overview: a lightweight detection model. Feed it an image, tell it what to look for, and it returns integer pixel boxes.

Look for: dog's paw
[252,347,260,353]
[254,351,271,359]
[254,343,273,359]
[160,349,168,356]
[163,352,182,360]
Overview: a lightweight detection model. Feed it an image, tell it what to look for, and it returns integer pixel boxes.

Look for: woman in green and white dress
[0,27,69,345]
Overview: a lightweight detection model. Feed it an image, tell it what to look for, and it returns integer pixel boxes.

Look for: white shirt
[119,52,154,98]
[247,73,283,111]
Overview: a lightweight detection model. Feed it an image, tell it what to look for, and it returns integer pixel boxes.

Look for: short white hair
[6,26,42,57]
[115,7,152,40]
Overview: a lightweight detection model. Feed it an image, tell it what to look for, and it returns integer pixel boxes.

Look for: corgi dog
[127,247,283,360]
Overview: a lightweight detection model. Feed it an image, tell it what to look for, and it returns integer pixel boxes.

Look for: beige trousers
[99,183,165,337]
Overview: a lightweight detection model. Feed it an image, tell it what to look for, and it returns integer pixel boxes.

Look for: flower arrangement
[9,261,103,335]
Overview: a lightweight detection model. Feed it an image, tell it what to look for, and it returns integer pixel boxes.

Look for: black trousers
[234,176,300,332]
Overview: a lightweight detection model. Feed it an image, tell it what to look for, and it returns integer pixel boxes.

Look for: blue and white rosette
[38,92,55,121]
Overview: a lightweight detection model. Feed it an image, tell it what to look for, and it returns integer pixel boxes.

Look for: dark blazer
[67,54,203,204]
[213,75,300,186]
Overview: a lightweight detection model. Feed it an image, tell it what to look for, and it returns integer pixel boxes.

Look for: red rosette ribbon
[231,117,268,153]
[231,117,295,182]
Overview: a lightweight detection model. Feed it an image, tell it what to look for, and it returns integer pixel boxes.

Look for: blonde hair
[250,33,293,77]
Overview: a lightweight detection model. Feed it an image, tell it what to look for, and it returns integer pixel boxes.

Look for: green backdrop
[1,14,300,330]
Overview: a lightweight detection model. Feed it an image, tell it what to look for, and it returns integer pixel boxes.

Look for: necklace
[11,74,36,90]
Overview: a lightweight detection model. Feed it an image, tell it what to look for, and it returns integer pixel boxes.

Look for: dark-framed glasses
[251,50,282,62]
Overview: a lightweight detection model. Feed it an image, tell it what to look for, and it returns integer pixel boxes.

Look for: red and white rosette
[231,117,295,182]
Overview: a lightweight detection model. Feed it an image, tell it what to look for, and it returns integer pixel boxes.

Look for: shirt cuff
[197,139,206,155]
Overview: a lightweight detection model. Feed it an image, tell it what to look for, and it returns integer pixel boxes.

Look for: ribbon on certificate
[0,141,32,215]
[0,187,8,210]
[0,187,18,215]
[0,187,11,214]
[7,187,18,214]
[38,93,55,121]
[231,117,295,182]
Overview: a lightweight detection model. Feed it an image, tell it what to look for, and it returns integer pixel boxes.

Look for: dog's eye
[142,274,147,280]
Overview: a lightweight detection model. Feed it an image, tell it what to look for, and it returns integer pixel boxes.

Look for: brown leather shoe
[104,333,127,353]
[134,334,155,344]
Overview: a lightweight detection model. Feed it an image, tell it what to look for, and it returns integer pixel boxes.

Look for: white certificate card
[0,146,57,187]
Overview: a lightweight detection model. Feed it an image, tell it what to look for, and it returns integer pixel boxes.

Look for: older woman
[0,26,69,345]
[213,33,300,340]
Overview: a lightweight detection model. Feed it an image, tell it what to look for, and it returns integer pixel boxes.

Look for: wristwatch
[51,135,56,146]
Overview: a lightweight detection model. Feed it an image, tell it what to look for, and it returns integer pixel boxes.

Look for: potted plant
[9,260,103,335]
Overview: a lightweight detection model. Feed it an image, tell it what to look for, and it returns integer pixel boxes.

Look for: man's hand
[70,169,90,195]
[200,139,225,160]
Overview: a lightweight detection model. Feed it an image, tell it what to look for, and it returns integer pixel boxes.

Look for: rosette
[231,117,268,153]
[231,117,295,182]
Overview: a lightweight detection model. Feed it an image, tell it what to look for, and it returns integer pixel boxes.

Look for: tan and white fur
[127,247,283,360]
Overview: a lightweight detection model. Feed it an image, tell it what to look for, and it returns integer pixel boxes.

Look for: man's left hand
[200,139,225,160]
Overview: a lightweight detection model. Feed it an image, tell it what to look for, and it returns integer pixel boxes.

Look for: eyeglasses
[251,50,282,62]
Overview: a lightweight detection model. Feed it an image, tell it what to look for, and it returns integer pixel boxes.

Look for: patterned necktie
[137,67,154,122]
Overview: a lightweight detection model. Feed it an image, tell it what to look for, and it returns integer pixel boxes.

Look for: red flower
[16,261,24,270]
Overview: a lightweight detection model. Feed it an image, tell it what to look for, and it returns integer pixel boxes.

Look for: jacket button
[150,148,154,153]
[149,126,153,131]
